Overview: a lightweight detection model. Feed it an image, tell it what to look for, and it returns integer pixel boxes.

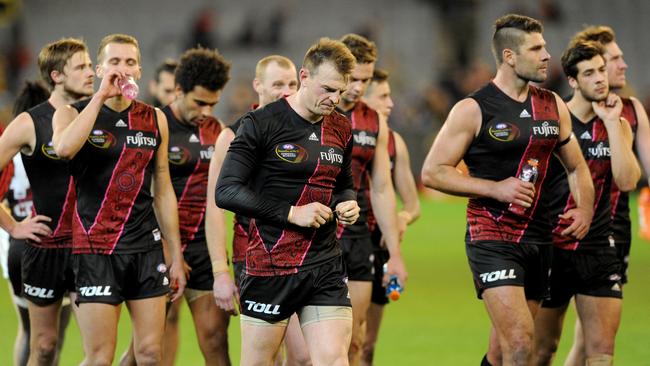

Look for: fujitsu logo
[23,284,54,298]
[126,132,157,147]
[79,286,113,297]
[200,146,214,160]
[353,131,376,146]
[244,300,281,315]
[532,121,559,137]
[588,142,611,158]
[479,269,517,283]
[320,148,343,164]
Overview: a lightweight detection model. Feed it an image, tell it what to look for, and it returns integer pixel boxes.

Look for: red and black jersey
[227,118,250,264]
[69,99,162,255]
[336,101,379,239]
[163,106,222,252]
[465,82,560,245]
[19,102,76,248]
[0,126,14,200]
[547,113,615,250]
[609,98,638,244]
[216,98,355,276]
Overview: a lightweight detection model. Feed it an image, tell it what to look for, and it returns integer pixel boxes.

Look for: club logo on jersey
[168,145,192,165]
[275,143,308,163]
[200,146,214,160]
[353,130,377,146]
[532,121,559,138]
[320,147,343,164]
[488,122,519,142]
[41,141,61,160]
[126,131,157,148]
[88,129,116,149]
[479,269,517,283]
[588,142,611,158]
[23,284,54,299]
[244,300,281,315]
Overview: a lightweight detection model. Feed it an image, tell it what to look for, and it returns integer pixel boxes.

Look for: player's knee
[348,335,362,356]
[33,335,58,364]
[134,342,162,366]
[199,326,229,356]
[285,348,312,366]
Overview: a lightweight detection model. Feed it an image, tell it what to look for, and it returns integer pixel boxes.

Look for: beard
[63,83,93,100]
[581,88,608,103]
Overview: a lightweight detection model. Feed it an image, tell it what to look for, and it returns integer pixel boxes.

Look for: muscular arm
[152,109,185,300]
[392,131,420,226]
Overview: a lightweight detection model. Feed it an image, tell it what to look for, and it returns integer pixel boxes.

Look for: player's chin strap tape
[556,133,573,149]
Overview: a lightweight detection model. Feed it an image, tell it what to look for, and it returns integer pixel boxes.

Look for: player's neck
[105,95,133,113]
[169,103,190,126]
[288,93,322,123]
[567,93,596,122]
[49,88,86,110]
[492,70,529,102]
[338,100,355,112]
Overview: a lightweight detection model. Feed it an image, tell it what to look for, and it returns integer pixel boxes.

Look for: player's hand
[559,207,593,239]
[168,259,187,302]
[288,202,333,228]
[213,272,240,316]
[384,254,408,289]
[182,259,192,279]
[10,215,52,242]
[335,200,359,226]
[96,69,125,100]
[491,177,535,207]
[397,211,411,241]
[593,93,622,124]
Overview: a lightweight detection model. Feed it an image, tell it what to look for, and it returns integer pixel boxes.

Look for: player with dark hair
[148,59,178,108]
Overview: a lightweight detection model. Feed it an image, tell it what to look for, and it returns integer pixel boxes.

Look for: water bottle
[118,76,139,100]
[383,263,403,301]
[508,158,539,216]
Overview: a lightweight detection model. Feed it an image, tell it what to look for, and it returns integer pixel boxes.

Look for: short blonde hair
[97,33,141,64]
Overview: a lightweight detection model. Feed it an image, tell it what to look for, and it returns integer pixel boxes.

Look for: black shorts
[340,236,375,281]
[466,241,552,301]
[614,239,630,284]
[542,247,623,308]
[371,248,390,305]
[239,255,351,322]
[184,248,213,291]
[21,244,75,306]
[233,260,245,289]
[8,238,25,298]
[74,248,169,305]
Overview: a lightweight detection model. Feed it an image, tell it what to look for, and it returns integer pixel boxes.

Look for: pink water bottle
[118,76,139,100]
[508,158,539,216]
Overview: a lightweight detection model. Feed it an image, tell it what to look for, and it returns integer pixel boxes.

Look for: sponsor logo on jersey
[41,141,61,160]
[519,109,531,118]
[320,147,343,164]
[588,142,611,158]
[189,134,199,143]
[244,300,281,315]
[88,129,116,149]
[479,269,517,283]
[23,284,54,299]
[126,131,157,148]
[580,130,592,140]
[353,130,377,147]
[200,145,214,160]
[275,143,308,163]
[79,285,112,297]
[532,121,559,137]
[488,122,520,142]
[115,119,128,127]
[168,145,192,165]
[309,132,319,142]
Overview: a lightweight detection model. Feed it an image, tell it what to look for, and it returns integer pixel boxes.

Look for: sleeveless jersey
[70,99,161,254]
[216,98,355,276]
[609,98,638,244]
[163,106,222,252]
[465,83,560,245]
[547,113,615,250]
[21,102,76,248]
[336,101,379,238]
[227,118,249,264]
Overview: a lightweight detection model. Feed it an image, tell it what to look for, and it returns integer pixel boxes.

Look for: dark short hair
[303,38,355,78]
[572,25,616,46]
[13,80,50,117]
[371,69,389,84]
[491,14,543,64]
[340,33,377,64]
[561,41,605,79]
[154,59,178,82]
[38,38,88,89]
[175,48,231,93]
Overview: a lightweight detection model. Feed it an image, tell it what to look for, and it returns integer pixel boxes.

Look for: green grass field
[1,196,649,365]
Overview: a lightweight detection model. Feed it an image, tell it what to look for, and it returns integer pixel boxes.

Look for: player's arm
[595,94,640,191]
[332,133,358,226]
[630,97,650,185]
[53,69,123,159]
[553,94,594,239]
[421,98,535,207]
[0,113,52,241]
[206,127,238,314]
[152,109,186,301]
[370,113,407,286]
[392,131,420,236]
[216,116,332,228]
